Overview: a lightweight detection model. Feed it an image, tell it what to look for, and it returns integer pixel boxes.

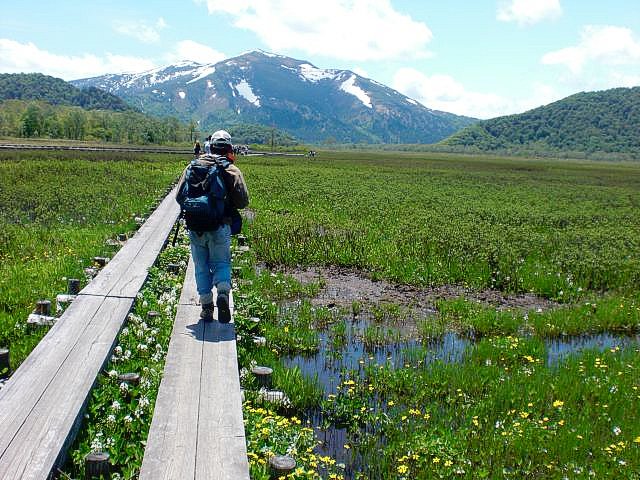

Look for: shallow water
[282,313,639,476]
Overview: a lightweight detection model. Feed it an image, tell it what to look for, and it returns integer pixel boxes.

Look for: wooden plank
[142,257,249,480]
[0,297,133,479]
[196,321,249,480]
[179,258,199,306]
[81,188,180,298]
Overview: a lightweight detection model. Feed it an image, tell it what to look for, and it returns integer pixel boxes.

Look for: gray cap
[211,129,232,148]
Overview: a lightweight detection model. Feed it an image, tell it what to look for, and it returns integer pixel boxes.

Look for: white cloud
[199,0,432,61]
[497,0,562,25]
[392,68,562,119]
[0,38,156,80]
[542,25,640,74]
[165,40,226,65]
[113,17,168,44]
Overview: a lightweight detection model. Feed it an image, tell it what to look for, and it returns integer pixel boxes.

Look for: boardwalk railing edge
[0,186,180,479]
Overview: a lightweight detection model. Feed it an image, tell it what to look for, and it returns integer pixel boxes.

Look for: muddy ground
[282,265,558,316]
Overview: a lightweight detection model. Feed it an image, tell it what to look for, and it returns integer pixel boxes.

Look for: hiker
[204,135,211,155]
[193,140,201,157]
[176,130,249,322]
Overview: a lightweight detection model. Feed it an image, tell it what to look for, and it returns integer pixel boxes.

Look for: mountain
[0,73,133,111]
[442,87,640,155]
[71,50,476,144]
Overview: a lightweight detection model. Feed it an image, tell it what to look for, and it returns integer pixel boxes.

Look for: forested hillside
[0,99,193,144]
[0,73,132,111]
[443,87,640,155]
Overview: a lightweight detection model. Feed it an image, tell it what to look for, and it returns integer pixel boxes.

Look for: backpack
[178,157,229,232]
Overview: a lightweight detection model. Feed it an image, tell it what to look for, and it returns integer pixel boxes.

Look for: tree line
[0,100,197,145]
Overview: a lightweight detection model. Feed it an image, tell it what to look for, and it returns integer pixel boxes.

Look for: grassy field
[232,151,640,479]
[242,151,640,300]
[0,149,186,367]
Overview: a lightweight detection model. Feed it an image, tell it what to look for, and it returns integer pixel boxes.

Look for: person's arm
[223,164,249,209]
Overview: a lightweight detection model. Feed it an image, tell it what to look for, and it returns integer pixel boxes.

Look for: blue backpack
[178,157,228,232]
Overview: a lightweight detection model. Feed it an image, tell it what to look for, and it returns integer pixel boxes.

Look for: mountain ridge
[442,86,640,155]
[71,50,477,144]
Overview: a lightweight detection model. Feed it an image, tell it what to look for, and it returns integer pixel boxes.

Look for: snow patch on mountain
[235,80,260,107]
[299,64,337,83]
[187,65,216,84]
[340,75,372,109]
[178,91,186,99]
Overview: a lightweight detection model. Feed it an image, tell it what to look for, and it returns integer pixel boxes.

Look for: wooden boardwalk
[140,258,250,480]
[0,189,180,479]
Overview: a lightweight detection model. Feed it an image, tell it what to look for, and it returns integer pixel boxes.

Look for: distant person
[204,135,211,155]
[176,130,249,323]
[193,140,201,157]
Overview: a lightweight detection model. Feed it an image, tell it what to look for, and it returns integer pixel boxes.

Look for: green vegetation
[0,73,132,111]
[0,150,185,367]
[443,87,640,157]
[241,151,640,301]
[0,99,193,144]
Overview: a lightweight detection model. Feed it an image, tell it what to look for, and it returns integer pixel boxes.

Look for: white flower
[613,426,622,436]
[107,414,116,425]
[137,344,148,352]
[111,401,121,411]
[108,369,118,378]
[124,415,133,424]
[114,346,123,356]
[119,382,129,393]
[139,396,150,409]
[121,327,129,336]
[124,350,131,359]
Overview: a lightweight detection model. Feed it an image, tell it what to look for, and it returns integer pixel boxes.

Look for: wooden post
[35,300,51,316]
[269,455,296,479]
[167,263,180,274]
[147,311,160,321]
[85,451,110,479]
[0,349,9,378]
[237,235,247,246]
[252,366,273,389]
[117,372,140,385]
[117,233,127,242]
[68,278,81,295]
[93,257,109,267]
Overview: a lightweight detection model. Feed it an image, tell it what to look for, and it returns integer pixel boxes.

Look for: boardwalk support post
[84,451,110,479]
[269,455,296,479]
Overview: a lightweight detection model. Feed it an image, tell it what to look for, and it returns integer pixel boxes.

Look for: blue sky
[1,0,638,118]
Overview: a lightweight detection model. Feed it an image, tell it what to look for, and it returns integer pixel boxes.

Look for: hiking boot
[217,292,231,324]
[200,303,214,322]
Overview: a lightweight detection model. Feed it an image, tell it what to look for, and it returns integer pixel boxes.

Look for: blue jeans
[189,225,231,305]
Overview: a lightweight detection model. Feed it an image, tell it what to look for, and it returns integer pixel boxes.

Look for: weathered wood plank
[0,297,133,479]
[81,188,180,298]
[196,321,249,480]
[141,257,249,480]
[178,257,199,306]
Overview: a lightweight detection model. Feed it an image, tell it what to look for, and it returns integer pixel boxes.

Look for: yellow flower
[553,400,564,408]
[388,400,395,406]
[444,459,453,467]
[397,464,409,474]
[344,444,350,449]
[634,437,640,443]
[432,457,440,464]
